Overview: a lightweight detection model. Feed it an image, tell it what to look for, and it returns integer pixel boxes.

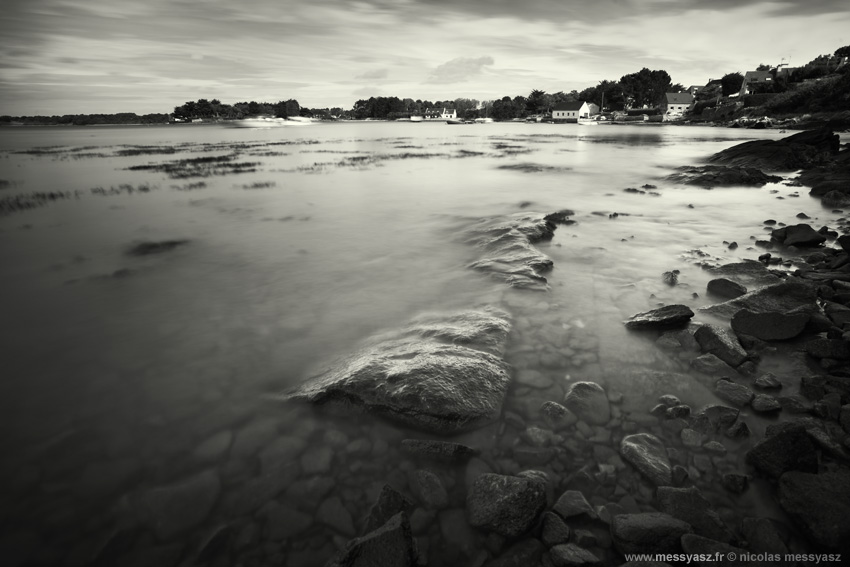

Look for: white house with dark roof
[552,101,590,122]
[660,92,695,118]
[739,71,773,96]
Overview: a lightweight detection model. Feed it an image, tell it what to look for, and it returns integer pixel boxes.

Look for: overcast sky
[1,0,848,115]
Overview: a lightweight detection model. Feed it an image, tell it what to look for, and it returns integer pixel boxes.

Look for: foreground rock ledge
[277,307,513,434]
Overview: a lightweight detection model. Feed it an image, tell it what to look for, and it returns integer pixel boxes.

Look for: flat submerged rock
[278,307,513,434]
[624,304,694,330]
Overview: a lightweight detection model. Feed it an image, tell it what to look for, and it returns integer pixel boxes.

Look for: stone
[692,405,740,432]
[708,128,840,171]
[610,513,693,555]
[778,469,850,553]
[487,539,545,567]
[751,394,781,413]
[219,461,300,516]
[666,165,782,187]
[326,512,418,567]
[266,505,312,540]
[467,473,547,537]
[754,373,782,389]
[563,382,610,426]
[624,305,694,330]
[694,325,747,367]
[706,261,782,287]
[680,429,703,448]
[362,485,414,534]
[742,517,788,555]
[691,354,738,378]
[259,436,308,475]
[724,422,750,439]
[700,280,817,319]
[679,534,747,566]
[516,369,554,389]
[134,470,220,541]
[656,486,734,543]
[552,490,596,520]
[714,380,753,406]
[619,434,672,486]
[746,424,818,478]
[278,308,513,434]
[408,470,449,510]
[730,309,809,341]
[540,401,578,430]
[771,223,827,247]
[399,439,477,463]
[549,543,601,567]
[541,512,571,546]
[572,529,596,548]
[805,338,850,360]
[317,496,356,536]
[706,278,747,299]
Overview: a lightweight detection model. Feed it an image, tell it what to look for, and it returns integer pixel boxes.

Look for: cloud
[355,68,388,80]
[426,56,494,84]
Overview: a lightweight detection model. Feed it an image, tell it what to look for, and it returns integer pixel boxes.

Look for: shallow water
[0,122,841,565]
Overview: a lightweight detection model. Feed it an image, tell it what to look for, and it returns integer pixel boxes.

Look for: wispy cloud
[356,68,389,80]
[426,56,494,84]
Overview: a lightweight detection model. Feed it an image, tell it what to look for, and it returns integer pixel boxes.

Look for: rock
[326,512,418,567]
[549,543,601,567]
[362,485,414,534]
[467,473,547,537]
[465,212,558,291]
[666,165,782,188]
[656,486,734,543]
[540,401,578,430]
[700,280,817,319]
[721,473,748,494]
[754,373,782,389]
[219,461,300,516]
[259,436,308,475]
[516,369,554,389]
[301,446,334,474]
[624,305,694,330]
[694,324,747,367]
[610,513,692,555]
[708,128,840,171]
[707,278,747,299]
[230,418,279,459]
[541,512,571,546]
[400,439,477,463]
[552,490,596,520]
[725,421,750,439]
[714,380,754,406]
[746,424,817,478]
[730,309,809,341]
[771,224,827,247]
[691,354,738,378]
[126,239,190,256]
[692,405,740,432]
[563,382,610,426]
[619,434,672,486]
[679,534,747,566]
[438,508,477,557]
[779,469,850,553]
[706,261,782,287]
[751,394,781,413]
[680,429,703,447]
[278,308,513,434]
[408,470,449,509]
[266,506,313,540]
[487,539,545,567]
[134,470,220,541]
[805,338,850,360]
[742,517,788,555]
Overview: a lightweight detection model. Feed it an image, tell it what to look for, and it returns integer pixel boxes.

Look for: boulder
[540,401,578,430]
[327,512,418,567]
[563,382,610,426]
[466,473,547,537]
[805,338,850,360]
[754,373,782,389]
[541,512,571,546]
[134,470,220,541]
[278,308,513,434]
[549,543,601,567]
[399,439,477,463]
[730,309,809,341]
[746,424,817,478]
[691,354,738,378]
[610,513,692,555]
[691,405,740,433]
[666,165,782,188]
[714,380,754,407]
[619,433,672,486]
[624,304,694,330]
[778,469,850,553]
[694,324,747,367]
[700,279,817,319]
[705,261,782,287]
[552,490,596,520]
[655,487,734,543]
[707,128,840,171]
[751,394,781,413]
[706,278,747,299]
[362,485,414,534]
[408,470,449,510]
[771,224,826,247]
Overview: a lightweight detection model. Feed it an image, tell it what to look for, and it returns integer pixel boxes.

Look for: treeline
[0,113,171,126]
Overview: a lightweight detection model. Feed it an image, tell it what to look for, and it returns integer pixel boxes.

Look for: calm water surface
[0,122,838,565]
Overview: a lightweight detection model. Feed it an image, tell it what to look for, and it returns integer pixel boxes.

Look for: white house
[552,101,590,122]
[660,93,695,118]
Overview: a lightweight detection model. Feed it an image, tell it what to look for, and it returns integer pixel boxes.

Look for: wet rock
[363,484,414,534]
[656,486,734,543]
[778,469,850,553]
[552,490,597,520]
[540,401,578,430]
[751,394,781,413]
[707,128,840,171]
[326,512,418,567]
[746,424,817,478]
[619,433,672,486]
[805,338,850,360]
[467,473,547,537]
[721,473,748,494]
[278,308,513,434]
[465,212,557,291]
[516,369,554,389]
[754,373,782,389]
[666,165,782,188]
[610,513,692,555]
[725,421,750,439]
[541,512,571,546]
[624,304,694,330]
[134,470,220,540]
[487,539,545,567]
[742,517,788,555]
[679,534,747,567]
[680,429,703,447]
[220,461,300,516]
[259,436,308,474]
[408,470,449,509]
[730,309,809,341]
[714,380,754,406]
[513,446,554,466]
[692,405,740,433]
[317,496,356,536]
[706,261,782,287]
[691,354,738,378]
[694,324,747,367]
[771,224,827,247]
[126,239,189,256]
[549,543,601,566]
[707,278,747,299]
[700,279,817,319]
[400,439,477,463]
[563,382,610,426]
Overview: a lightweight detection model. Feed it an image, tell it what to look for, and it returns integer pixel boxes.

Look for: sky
[1,0,849,116]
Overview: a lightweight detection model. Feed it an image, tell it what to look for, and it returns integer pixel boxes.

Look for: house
[586,103,600,116]
[739,71,773,96]
[552,101,590,122]
[424,108,457,120]
[686,85,703,95]
[660,93,694,118]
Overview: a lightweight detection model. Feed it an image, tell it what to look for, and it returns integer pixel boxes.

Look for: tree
[619,68,673,108]
[720,72,744,96]
[490,96,516,120]
[836,45,850,58]
[756,64,772,71]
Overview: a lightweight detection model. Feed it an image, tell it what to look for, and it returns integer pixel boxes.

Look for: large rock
[619,434,672,486]
[708,128,840,171]
[466,473,547,537]
[610,513,692,555]
[691,405,739,433]
[563,382,610,425]
[706,261,782,287]
[700,279,817,319]
[327,512,418,567]
[746,424,817,478]
[464,212,557,291]
[691,354,738,379]
[694,324,747,367]
[730,309,809,341]
[134,470,220,541]
[666,165,782,188]
[714,380,754,407]
[707,278,747,299]
[778,469,850,553]
[656,487,734,544]
[771,224,826,247]
[278,308,513,434]
[805,338,850,360]
[624,304,694,330]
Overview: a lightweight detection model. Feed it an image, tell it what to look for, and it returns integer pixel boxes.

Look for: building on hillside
[739,71,773,96]
[686,85,703,95]
[586,103,600,115]
[660,93,695,119]
[552,101,590,122]
[424,108,457,120]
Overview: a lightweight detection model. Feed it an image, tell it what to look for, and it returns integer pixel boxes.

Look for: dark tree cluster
[0,113,170,126]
